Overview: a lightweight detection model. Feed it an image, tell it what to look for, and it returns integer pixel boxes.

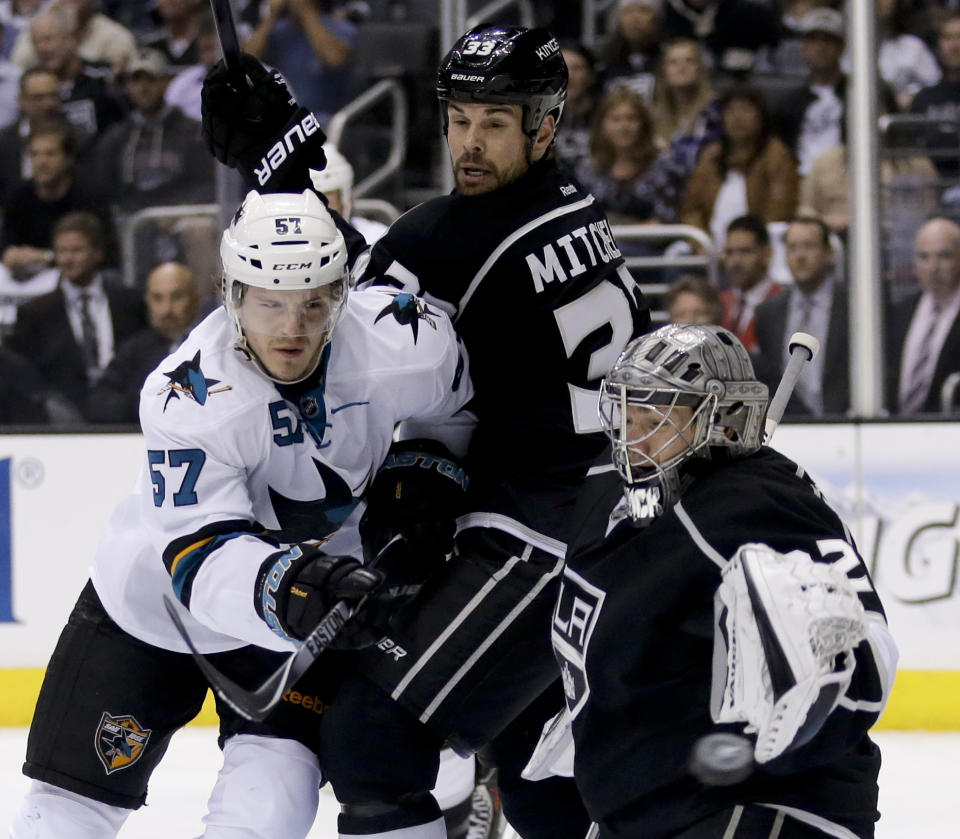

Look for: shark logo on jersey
[95,712,152,775]
[268,456,359,542]
[551,568,605,718]
[159,350,231,410]
[374,292,439,343]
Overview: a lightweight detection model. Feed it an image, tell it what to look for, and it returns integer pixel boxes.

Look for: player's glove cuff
[255,545,381,643]
[360,438,469,581]
[244,106,327,192]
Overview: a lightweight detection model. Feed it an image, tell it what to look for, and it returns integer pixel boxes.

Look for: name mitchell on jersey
[524,210,622,294]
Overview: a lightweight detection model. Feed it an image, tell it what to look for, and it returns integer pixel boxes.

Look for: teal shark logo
[160,351,231,411]
[375,292,439,343]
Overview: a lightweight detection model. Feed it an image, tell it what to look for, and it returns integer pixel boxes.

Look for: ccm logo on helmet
[272,262,313,270]
[535,38,560,61]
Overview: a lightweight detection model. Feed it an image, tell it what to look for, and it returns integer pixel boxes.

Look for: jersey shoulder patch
[140,309,266,428]
[156,349,232,411]
[330,288,464,384]
[371,290,442,342]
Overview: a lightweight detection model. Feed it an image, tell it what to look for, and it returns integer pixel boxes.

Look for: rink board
[1,426,959,729]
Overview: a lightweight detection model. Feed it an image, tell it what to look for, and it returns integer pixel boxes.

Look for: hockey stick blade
[162,593,356,721]
[209,0,243,80]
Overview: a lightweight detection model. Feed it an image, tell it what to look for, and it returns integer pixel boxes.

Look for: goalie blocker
[551,325,897,839]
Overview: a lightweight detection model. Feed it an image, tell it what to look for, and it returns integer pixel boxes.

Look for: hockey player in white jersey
[11,189,474,839]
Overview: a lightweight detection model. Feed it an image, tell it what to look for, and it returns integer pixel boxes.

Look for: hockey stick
[209,0,243,81]
[162,533,404,721]
[763,331,820,444]
[163,592,355,720]
[689,332,821,784]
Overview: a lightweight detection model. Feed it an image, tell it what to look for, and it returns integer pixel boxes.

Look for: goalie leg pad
[712,543,868,764]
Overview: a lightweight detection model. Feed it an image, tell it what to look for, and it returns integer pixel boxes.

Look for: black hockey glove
[201,52,326,191]
[255,545,384,647]
[359,439,470,584]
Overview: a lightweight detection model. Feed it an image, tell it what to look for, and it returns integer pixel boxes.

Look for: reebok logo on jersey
[95,712,152,775]
[255,112,323,187]
[282,689,330,714]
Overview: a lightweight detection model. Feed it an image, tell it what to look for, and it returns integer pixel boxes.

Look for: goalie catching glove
[202,52,325,191]
[711,542,868,764]
[255,544,385,648]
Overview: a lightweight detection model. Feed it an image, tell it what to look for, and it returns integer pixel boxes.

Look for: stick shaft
[763,333,819,443]
[162,534,404,721]
[209,0,242,77]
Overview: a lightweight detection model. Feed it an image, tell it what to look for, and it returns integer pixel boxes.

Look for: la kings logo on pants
[551,568,605,718]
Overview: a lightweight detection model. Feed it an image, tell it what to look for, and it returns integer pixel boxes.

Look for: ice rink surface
[0,728,955,837]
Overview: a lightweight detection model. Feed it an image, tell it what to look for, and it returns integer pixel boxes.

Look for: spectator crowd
[1,0,960,425]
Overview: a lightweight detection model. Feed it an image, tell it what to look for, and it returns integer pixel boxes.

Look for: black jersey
[555,447,890,838]
[360,159,650,550]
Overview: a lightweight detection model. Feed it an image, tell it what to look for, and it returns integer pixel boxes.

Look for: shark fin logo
[159,350,232,410]
[267,457,359,542]
[374,292,439,343]
[95,712,152,775]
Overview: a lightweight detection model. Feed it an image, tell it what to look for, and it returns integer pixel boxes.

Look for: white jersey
[90,288,473,655]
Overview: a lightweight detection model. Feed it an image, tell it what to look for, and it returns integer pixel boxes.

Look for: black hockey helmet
[436,24,568,139]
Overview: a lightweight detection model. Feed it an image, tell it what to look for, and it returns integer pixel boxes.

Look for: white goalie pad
[711,543,868,764]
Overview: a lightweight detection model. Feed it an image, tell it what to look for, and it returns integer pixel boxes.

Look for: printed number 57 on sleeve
[147,448,206,507]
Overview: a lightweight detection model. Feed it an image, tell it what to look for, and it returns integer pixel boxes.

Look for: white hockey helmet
[221,189,349,383]
[309,144,355,218]
[599,324,769,522]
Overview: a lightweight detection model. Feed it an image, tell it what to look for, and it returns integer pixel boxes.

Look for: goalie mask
[221,189,349,384]
[599,324,768,522]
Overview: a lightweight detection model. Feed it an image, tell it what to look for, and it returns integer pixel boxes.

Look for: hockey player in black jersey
[543,324,896,838]
[201,22,650,839]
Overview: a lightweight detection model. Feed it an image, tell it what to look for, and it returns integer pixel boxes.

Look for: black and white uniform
[555,448,893,839]
[318,158,650,836]
[18,292,472,827]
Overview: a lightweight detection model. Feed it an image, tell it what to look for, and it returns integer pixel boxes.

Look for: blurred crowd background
[1,0,959,428]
